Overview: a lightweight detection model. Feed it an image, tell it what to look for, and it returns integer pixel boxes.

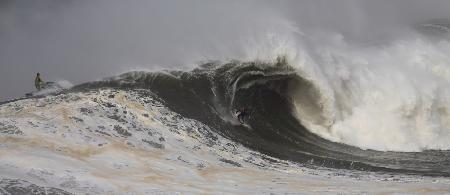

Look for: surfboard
[233,109,252,129]
[240,122,252,129]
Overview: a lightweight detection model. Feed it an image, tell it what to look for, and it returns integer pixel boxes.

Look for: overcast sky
[1,0,450,100]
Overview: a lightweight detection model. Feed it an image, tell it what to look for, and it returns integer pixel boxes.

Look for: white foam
[31,80,74,97]
[287,33,450,152]
[2,89,450,194]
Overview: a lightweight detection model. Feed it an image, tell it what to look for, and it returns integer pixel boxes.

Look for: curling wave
[73,56,450,175]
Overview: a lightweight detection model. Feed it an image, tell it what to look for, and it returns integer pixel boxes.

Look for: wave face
[74,56,450,176]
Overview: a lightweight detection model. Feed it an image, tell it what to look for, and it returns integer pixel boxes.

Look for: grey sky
[1,0,450,100]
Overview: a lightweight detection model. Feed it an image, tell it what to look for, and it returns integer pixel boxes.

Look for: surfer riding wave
[73,57,450,176]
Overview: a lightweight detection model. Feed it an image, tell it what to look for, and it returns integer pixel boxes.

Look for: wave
[67,19,450,176]
[72,54,450,175]
[75,32,450,152]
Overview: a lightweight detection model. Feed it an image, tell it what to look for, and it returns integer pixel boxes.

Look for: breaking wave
[74,35,450,175]
[63,17,450,175]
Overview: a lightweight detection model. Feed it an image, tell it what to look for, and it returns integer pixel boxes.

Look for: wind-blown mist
[1,0,450,152]
[290,35,450,152]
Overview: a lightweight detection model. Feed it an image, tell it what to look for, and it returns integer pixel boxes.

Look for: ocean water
[1,1,450,194]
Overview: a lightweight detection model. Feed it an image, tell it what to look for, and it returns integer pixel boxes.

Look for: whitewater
[1,87,449,194]
[290,34,450,152]
[1,1,450,194]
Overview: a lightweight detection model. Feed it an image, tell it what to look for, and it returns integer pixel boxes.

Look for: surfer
[236,107,249,124]
[35,73,44,91]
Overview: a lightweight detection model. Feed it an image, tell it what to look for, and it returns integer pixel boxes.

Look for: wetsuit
[237,108,248,123]
[35,74,43,90]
